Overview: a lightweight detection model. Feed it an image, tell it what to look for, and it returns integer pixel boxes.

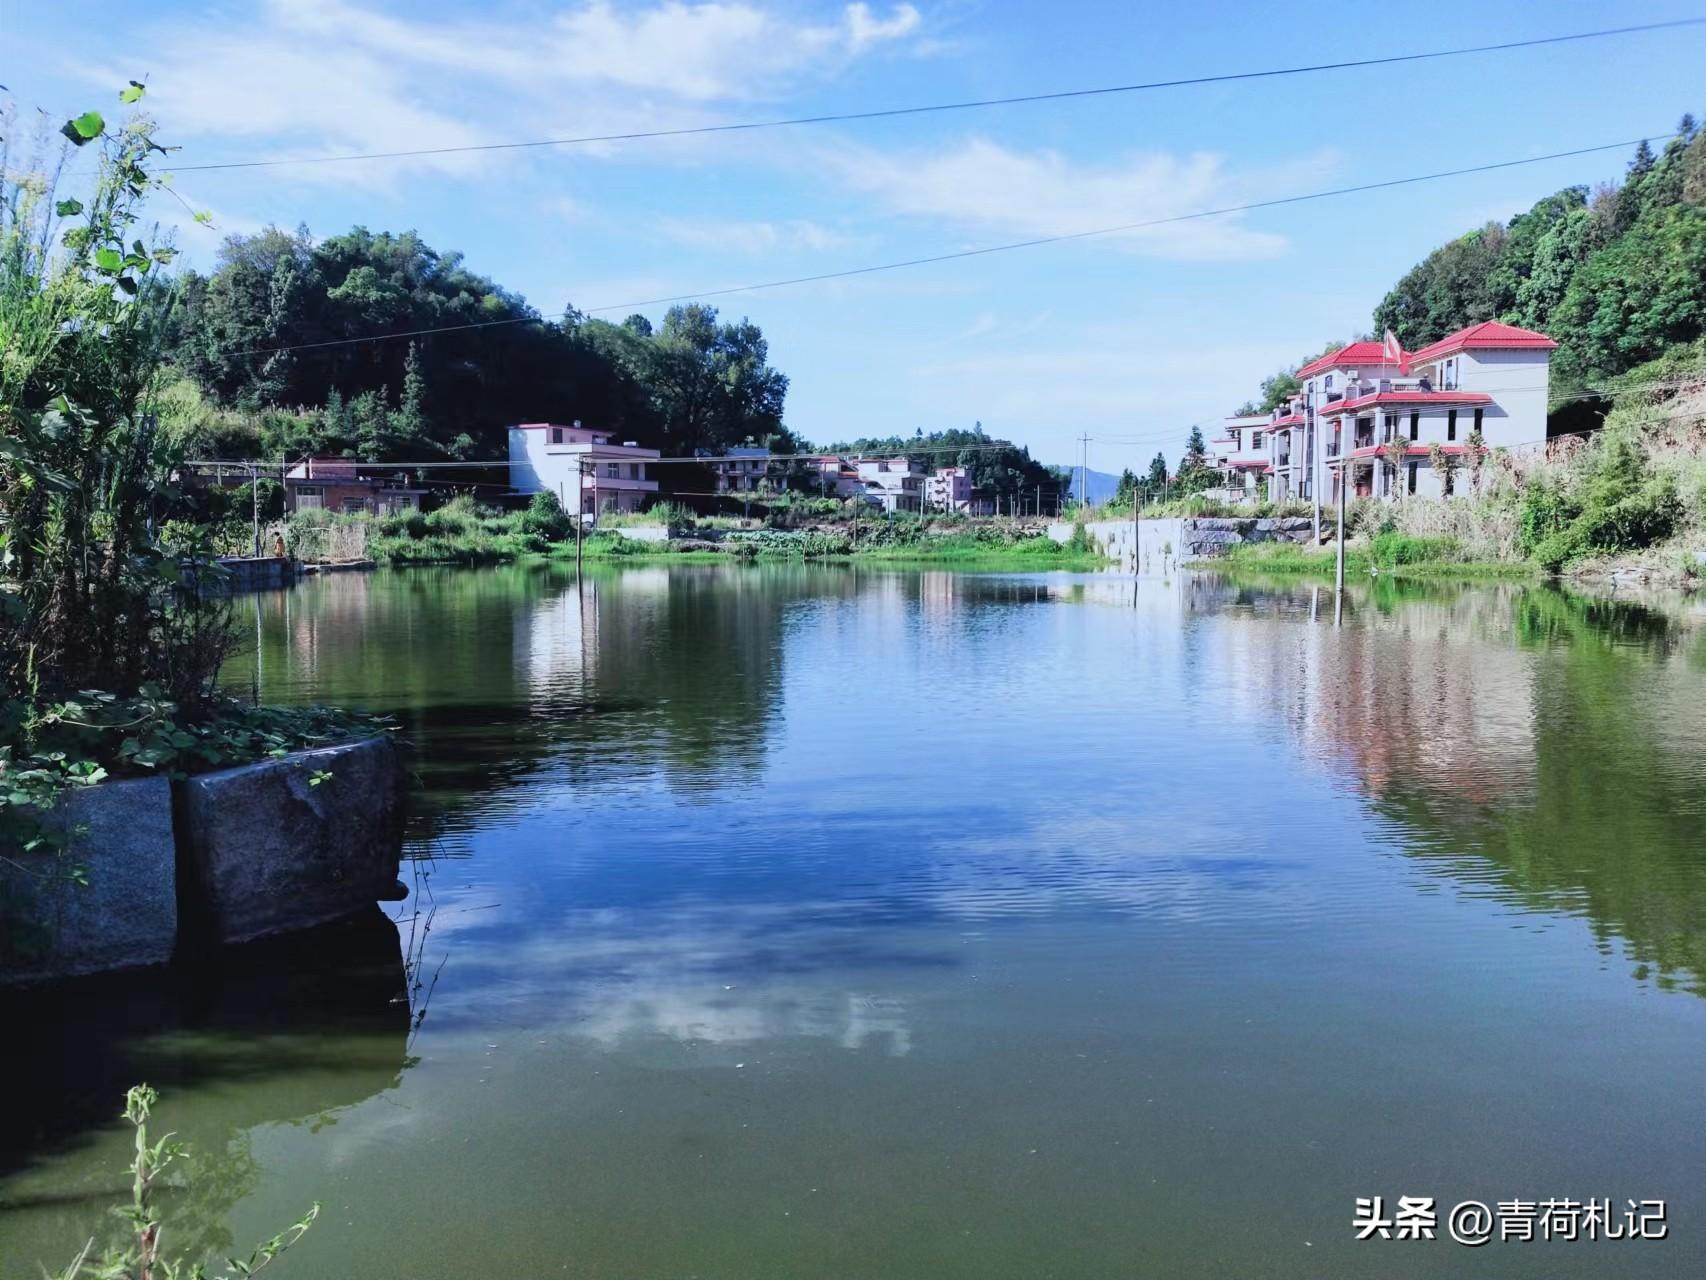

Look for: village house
[704,446,778,494]
[809,456,868,499]
[1209,413,1272,502]
[283,458,425,515]
[924,465,972,512]
[508,422,660,516]
[1217,322,1555,505]
[854,456,924,512]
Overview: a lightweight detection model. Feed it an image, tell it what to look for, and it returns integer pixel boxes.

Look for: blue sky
[8,1,1705,469]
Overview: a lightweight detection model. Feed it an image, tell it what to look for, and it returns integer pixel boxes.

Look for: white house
[707,446,776,493]
[1321,322,1556,501]
[855,456,923,512]
[1237,323,1555,506]
[1212,412,1274,501]
[925,465,973,512]
[508,422,659,515]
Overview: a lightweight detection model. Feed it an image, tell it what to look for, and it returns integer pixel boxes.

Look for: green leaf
[94,247,123,272]
[61,111,105,144]
[55,198,84,217]
[120,81,146,105]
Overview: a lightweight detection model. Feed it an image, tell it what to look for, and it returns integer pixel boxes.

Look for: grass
[1206,540,1537,580]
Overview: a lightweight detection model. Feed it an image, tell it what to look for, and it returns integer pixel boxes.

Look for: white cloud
[71,1,929,188]
[845,2,922,52]
[656,216,853,255]
[826,136,1312,262]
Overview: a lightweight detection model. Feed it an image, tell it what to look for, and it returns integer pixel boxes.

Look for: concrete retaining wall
[607,524,672,543]
[216,556,298,590]
[179,736,406,945]
[1,779,179,983]
[1047,516,1322,566]
[1,735,404,986]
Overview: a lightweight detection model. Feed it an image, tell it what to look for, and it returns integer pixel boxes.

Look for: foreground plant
[54,1086,317,1280]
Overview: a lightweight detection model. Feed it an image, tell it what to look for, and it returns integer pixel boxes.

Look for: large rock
[178,736,404,945]
[0,777,178,985]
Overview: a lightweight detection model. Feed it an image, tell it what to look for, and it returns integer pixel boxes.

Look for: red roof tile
[1319,391,1492,417]
[1295,341,1403,379]
[1406,321,1557,365]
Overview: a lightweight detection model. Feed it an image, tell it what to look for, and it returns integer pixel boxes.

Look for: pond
[4,563,1706,1278]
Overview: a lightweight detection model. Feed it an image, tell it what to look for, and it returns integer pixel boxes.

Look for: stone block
[0,777,177,985]
[178,736,404,945]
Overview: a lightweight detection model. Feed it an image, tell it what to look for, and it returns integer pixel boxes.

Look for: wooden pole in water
[574,461,584,572]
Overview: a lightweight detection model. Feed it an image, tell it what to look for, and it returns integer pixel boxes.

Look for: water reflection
[1204,572,1706,995]
[0,910,409,1263]
[6,565,1706,1278]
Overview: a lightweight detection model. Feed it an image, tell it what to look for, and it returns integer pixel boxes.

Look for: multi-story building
[808,456,866,499]
[508,421,660,516]
[925,466,973,512]
[1229,323,1555,507]
[854,456,923,512]
[706,446,776,493]
[1211,412,1274,501]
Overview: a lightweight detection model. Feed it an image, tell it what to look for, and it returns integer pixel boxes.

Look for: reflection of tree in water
[1257,579,1706,997]
[0,911,412,1272]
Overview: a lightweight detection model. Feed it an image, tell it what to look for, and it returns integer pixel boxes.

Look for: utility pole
[1310,395,1322,545]
[1132,471,1141,575]
[1078,433,1092,510]
[1334,459,1347,605]
[575,458,587,572]
[250,463,261,558]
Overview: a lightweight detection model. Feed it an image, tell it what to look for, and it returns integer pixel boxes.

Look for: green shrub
[1521,434,1682,571]
[1370,533,1461,567]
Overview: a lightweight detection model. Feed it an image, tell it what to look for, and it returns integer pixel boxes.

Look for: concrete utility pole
[1309,393,1322,545]
[1132,475,1141,575]
[1334,460,1347,605]
[250,463,261,558]
[1078,433,1092,510]
[575,458,587,572]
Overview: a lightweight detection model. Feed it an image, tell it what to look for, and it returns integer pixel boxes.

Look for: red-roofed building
[1232,321,1555,507]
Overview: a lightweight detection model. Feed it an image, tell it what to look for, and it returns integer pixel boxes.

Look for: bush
[1520,433,1682,570]
[1370,533,1462,567]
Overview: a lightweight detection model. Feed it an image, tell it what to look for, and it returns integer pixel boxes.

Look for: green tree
[1373,224,1507,348]
[1549,203,1706,385]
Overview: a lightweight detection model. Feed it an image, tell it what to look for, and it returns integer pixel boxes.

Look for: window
[1444,358,1458,390]
[295,485,324,511]
[1447,410,1458,441]
[1383,413,1398,442]
[342,497,368,514]
[1325,374,1335,390]
[1407,461,1418,495]
[551,427,564,444]
[1473,408,1484,435]
[629,463,641,480]
[1251,432,1264,448]
[606,463,621,478]
[1409,411,1420,441]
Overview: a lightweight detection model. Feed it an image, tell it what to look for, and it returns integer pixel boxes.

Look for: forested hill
[1372,117,1706,393]
[165,226,792,463]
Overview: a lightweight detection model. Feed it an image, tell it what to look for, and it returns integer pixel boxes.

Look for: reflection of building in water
[1199,575,1706,997]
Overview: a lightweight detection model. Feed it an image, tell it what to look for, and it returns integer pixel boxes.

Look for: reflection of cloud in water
[416,899,920,1057]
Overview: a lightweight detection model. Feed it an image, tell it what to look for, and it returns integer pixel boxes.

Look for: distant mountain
[1056,465,1123,505]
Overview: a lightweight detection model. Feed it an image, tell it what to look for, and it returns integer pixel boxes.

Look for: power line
[165,18,1706,173]
[218,132,1672,361]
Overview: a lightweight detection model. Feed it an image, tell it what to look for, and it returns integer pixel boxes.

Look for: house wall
[1459,350,1549,449]
[509,427,659,513]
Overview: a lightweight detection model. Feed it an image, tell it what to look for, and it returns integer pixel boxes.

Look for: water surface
[4,564,1705,1278]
